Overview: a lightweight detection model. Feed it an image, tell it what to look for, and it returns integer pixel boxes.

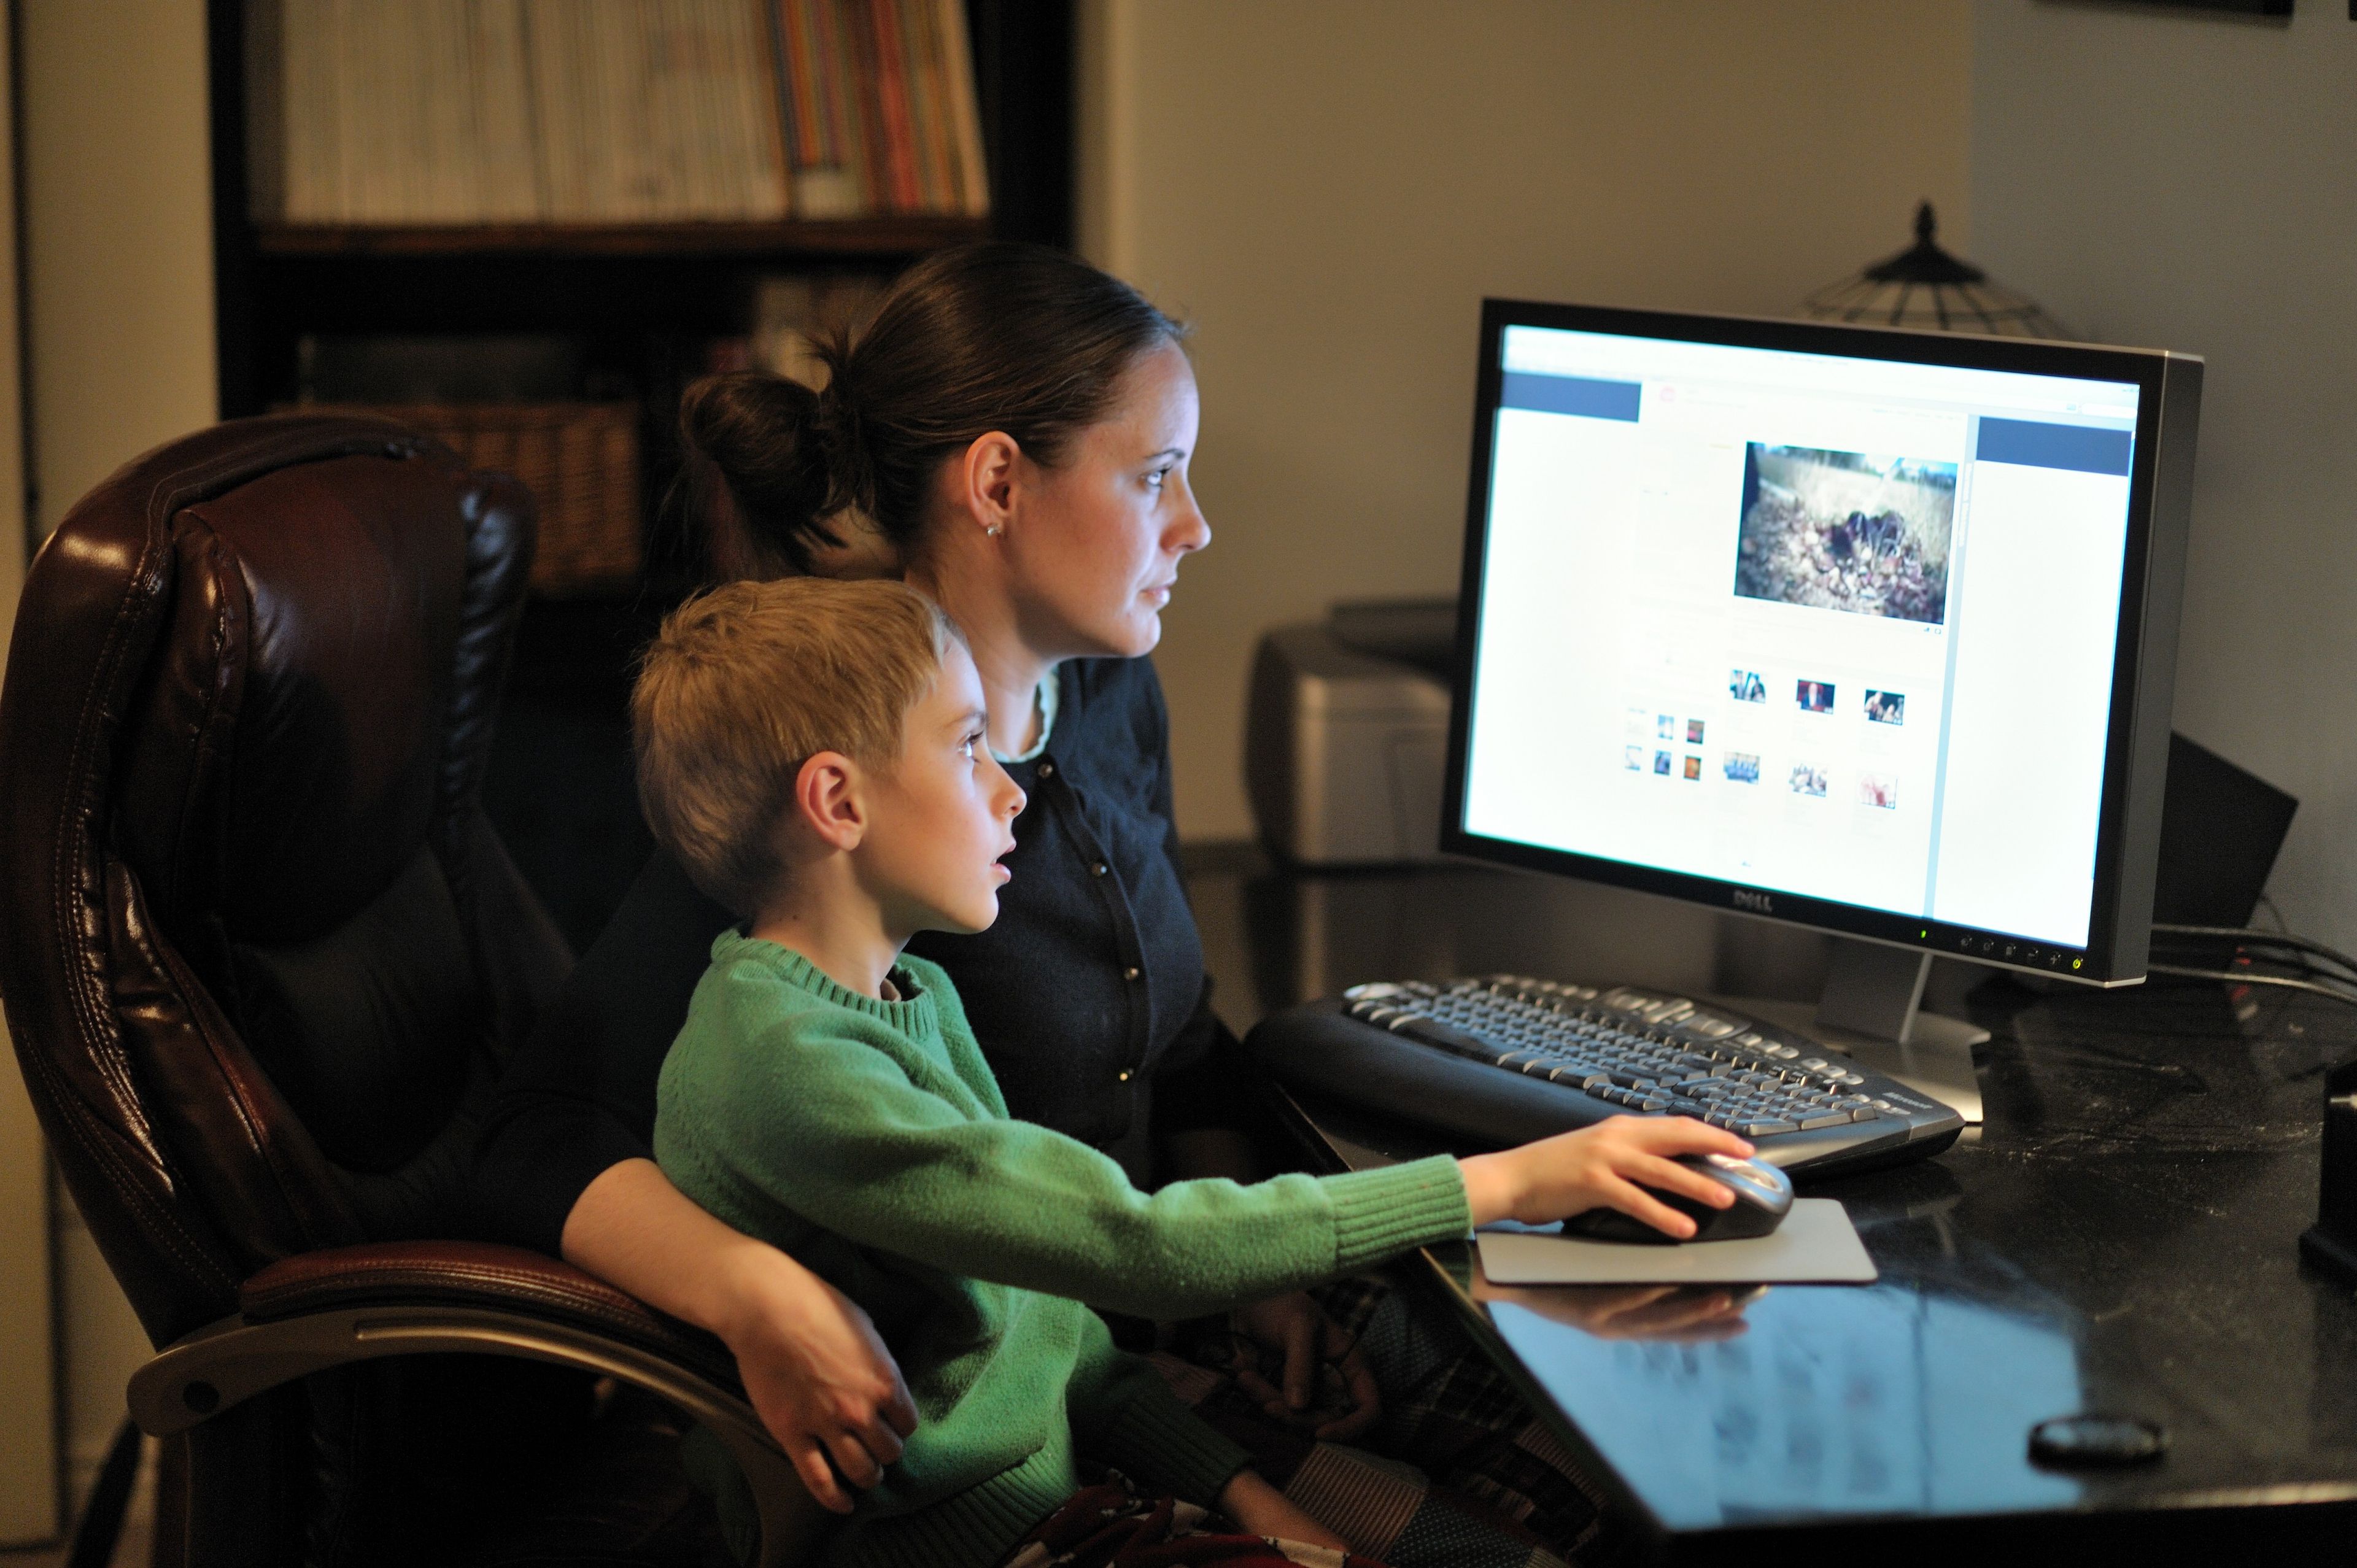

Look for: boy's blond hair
[632,577,957,914]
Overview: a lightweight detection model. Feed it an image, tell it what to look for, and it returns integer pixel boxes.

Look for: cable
[2151,924,2357,985]
[2145,962,2357,1010]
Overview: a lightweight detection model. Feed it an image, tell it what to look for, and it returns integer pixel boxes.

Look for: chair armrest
[235,1240,743,1386]
[128,1242,824,1568]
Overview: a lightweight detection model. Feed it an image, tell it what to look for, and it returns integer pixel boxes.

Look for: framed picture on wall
[2049,0,2293,13]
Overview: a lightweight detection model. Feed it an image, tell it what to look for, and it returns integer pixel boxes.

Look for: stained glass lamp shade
[1805,202,2075,339]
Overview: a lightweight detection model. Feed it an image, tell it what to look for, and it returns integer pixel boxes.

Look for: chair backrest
[0,412,572,1351]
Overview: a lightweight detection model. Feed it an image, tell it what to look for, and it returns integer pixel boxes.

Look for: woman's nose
[1002,781,1028,819]
[1169,481,1210,554]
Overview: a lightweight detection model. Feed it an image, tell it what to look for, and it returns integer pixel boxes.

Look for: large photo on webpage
[1733,444,1957,625]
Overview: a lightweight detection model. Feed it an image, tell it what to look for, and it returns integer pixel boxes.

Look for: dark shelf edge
[253,216,991,260]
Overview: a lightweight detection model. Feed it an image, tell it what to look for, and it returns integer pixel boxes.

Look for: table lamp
[1805,202,2075,339]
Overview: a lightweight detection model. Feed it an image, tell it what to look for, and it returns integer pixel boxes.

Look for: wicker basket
[369,403,643,594]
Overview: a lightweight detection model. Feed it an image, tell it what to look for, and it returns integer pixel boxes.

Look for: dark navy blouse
[474,655,1244,1256]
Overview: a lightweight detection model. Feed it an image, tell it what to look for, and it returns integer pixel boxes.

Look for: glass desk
[1188,855,2357,1560]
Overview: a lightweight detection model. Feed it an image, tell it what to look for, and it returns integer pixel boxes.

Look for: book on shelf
[248,0,989,228]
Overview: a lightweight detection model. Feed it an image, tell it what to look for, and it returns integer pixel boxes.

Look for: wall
[1972,0,2357,951]
[21,0,219,538]
[0,0,55,1534]
[11,0,220,1526]
[1080,0,1975,841]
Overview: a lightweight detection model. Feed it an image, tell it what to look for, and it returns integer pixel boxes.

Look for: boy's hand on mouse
[1458,1115,1755,1239]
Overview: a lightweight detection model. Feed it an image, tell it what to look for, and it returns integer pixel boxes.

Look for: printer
[1245,598,1458,866]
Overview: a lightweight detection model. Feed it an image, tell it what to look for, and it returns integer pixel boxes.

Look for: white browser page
[1461,327,2138,950]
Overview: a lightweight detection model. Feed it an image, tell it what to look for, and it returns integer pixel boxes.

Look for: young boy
[639,578,1752,1568]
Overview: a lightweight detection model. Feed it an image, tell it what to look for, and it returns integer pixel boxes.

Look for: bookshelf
[250,215,987,258]
[210,1,1073,423]
[206,0,1075,948]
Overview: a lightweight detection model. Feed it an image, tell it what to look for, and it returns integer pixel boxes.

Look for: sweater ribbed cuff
[1096,1383,1253,1508]
[831,1439,1076,1568]
[1323,1154,1473,1274]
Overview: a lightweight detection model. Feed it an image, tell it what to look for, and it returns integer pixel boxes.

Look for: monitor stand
[1734,940,1989,1124]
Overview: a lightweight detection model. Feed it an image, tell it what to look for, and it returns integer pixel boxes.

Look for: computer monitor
[1442,301,2200,1104]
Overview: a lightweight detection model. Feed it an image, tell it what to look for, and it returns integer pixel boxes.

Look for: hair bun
[673,371,838,577]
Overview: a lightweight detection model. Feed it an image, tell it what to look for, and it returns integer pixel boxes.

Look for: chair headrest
[88,415,536,947]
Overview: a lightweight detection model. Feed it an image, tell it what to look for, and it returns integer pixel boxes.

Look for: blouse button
[1123,966,1142,981]
[1117,1069,1133,1083]
[1037,762,1055,778]
[1091,862,1109,878]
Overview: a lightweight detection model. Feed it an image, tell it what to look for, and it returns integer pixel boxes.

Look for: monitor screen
[1446,303,2198,983]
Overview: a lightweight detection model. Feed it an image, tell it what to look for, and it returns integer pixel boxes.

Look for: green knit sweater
[651,932,1473,1568]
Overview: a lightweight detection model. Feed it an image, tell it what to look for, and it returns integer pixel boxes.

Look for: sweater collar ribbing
[715,930,940,1038]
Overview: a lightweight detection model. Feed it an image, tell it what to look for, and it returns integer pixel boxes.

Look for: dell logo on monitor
[1733,889,1775,914]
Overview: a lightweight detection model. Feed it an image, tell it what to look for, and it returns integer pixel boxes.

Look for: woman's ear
[792,752,868,851]
[959,431,1023,539]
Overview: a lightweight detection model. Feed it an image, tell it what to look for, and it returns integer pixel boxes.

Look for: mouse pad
[1476,1199,1876,1285]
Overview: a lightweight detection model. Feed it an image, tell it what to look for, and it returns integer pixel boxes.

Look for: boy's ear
[792,751,867,851]
[959,431,1022,537]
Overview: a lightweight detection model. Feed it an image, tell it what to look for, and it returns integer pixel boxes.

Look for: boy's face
[859,639,1028,937]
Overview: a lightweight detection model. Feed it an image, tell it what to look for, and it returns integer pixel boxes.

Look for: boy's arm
[664,1020,1471,1321]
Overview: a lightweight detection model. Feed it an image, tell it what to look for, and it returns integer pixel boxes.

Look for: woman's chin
[1113,611,1163,657]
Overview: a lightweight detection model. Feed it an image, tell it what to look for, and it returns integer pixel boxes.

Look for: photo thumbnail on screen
[1796,679,1836,714]
[1682,755,1702,781]
[1859,773,1900,809]
[1790,762,1829,797]
[1865,689,1905,725]
[1654,750,1673,775]
[1624,744,1646,770]
[1730,668,1767,704]
[1724,751,1761,784]
[1735,444,1958,625]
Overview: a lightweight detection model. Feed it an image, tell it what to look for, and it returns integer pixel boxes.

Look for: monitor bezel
[1440,298,2188,986]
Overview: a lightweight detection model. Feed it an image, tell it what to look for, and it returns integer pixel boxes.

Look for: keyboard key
[1797,1111,1851,1129]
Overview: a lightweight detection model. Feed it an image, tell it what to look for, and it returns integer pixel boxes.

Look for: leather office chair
[0,414,816,1566]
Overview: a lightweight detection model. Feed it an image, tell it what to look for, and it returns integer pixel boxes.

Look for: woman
[475,242,1609,1562]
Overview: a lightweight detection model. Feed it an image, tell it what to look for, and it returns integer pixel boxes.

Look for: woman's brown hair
[675,241,1186,579]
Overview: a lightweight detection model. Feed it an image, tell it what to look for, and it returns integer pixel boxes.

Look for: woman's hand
[562,1159,918,1512]
[1215,1469,1349,1552]
[710,1243,920,1509]
[1458,1116,1756,1238]
[1226,1292,1381,1440]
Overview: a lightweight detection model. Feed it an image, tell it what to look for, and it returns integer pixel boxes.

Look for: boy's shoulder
[668,938,815,1065]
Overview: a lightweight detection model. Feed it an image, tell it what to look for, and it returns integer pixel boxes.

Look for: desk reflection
[1472,1280,1763,1343]
[1483,1281,2084,1528]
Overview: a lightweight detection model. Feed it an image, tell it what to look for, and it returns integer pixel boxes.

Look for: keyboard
[1248,975,1965,1179]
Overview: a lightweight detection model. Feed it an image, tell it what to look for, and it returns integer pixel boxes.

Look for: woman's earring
[985,523,1004,538]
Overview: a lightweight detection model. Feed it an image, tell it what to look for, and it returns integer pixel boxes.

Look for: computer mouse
[1562,1152,1794,1244]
